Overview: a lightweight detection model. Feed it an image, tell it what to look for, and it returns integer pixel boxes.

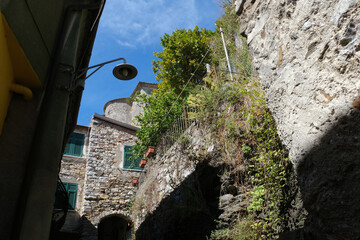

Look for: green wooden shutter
[123,145,132,169]
[54,182,78,210]
[64,132,84,157]
[64,135,74,155]
[64,142,71,154]
[135,157,142,169]
[67,183,77,210]
[123,145,143,170]
[73,133,84,156]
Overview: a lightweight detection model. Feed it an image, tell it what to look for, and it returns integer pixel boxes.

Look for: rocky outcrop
[132,125,224,240]
[237,0,360,238]
[238,0,360,164]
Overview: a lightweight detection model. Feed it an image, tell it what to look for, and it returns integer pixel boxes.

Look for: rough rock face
[132,126,223,240]
[237,0,360,238]
[238,0,360,164]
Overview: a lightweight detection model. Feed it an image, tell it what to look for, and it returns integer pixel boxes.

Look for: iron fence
[157,106,199,155]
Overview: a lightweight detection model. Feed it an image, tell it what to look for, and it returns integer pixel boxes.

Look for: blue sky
[77,0,223,126]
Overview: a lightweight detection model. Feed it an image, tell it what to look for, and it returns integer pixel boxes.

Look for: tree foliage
[132,88,183,158]
[153,26,214,93]
[132,26,214,158]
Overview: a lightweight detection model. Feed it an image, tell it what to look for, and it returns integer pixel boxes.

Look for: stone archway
[98,214,133,240]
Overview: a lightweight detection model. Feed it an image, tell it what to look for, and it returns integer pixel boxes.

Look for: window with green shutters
[64,132,85,157]
[123,145,143,170]
[66,183,78,210]
[54,182,78,210]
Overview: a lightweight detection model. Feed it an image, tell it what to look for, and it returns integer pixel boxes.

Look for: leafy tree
[153,26,214,93]
[131,26,214,158]
[132,88,183,158]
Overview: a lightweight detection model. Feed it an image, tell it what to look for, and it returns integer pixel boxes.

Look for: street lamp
[75,57,137,80]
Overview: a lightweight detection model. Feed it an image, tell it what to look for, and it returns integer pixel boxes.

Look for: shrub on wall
[187,8,291,240]
[132,26,214,159]
[132,5,292,239]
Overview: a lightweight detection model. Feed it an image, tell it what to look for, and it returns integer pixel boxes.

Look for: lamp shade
[112,63,137,80]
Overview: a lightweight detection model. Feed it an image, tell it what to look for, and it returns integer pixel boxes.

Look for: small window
[54,182,78,210]
[64,132,85,157]
[123,145,142,170]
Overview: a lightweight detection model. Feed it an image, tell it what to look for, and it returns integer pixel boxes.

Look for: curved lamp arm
[75,57,126,80]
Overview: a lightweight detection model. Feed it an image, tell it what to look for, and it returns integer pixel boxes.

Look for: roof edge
[103,81,158,113]
[93,113,139,132]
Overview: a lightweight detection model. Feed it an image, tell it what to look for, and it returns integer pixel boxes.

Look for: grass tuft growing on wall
[187,7,291,240]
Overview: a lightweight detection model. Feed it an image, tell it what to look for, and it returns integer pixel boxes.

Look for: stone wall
[132,1,360,237]
[104,82,157,126]
[60,156,87,213]
[236,0,360,238]
[132,125,223,239]
[237,0,360,164]
[82,116,142,239]
[59,125,89,214]
[104,99,132,125]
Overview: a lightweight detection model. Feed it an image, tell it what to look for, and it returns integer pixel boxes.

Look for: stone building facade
[59,125,90,214]
[104,82,157,126]
[81,114,140,240]
[57,82,157,239]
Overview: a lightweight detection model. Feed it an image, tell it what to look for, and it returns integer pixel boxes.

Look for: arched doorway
[98,215,133,240]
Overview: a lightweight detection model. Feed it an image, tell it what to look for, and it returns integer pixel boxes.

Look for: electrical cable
[164,47,211,117]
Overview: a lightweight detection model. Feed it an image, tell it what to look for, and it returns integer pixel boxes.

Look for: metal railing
[54,177,69,212]
[150,67,219,158]
[49,177,69,239]
[157,106,199,155]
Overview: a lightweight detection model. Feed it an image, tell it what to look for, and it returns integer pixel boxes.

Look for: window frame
[123,145,143,171]
[64,132,85,157]
[54,182,78,210]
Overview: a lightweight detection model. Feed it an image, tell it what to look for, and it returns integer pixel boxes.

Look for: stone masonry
[132,125,219,236]
[104,82,157,126]
[57,82,157,239]
[236,0,360,238]
[60,157,87,213]
[132,2,360,238]
[82,115,141,231]
[59,125,89,214]
[237,0,360,166]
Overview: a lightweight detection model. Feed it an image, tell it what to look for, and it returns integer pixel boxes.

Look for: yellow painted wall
[0,14,41,134]
[0,14,14,133]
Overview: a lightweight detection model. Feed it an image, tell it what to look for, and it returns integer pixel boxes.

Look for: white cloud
[116,39,137,48]
[99,0,200,47]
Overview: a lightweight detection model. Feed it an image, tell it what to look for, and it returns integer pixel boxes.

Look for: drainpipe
[13,1,104,239]
[9,83,33,100]
[219,27,233,81]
